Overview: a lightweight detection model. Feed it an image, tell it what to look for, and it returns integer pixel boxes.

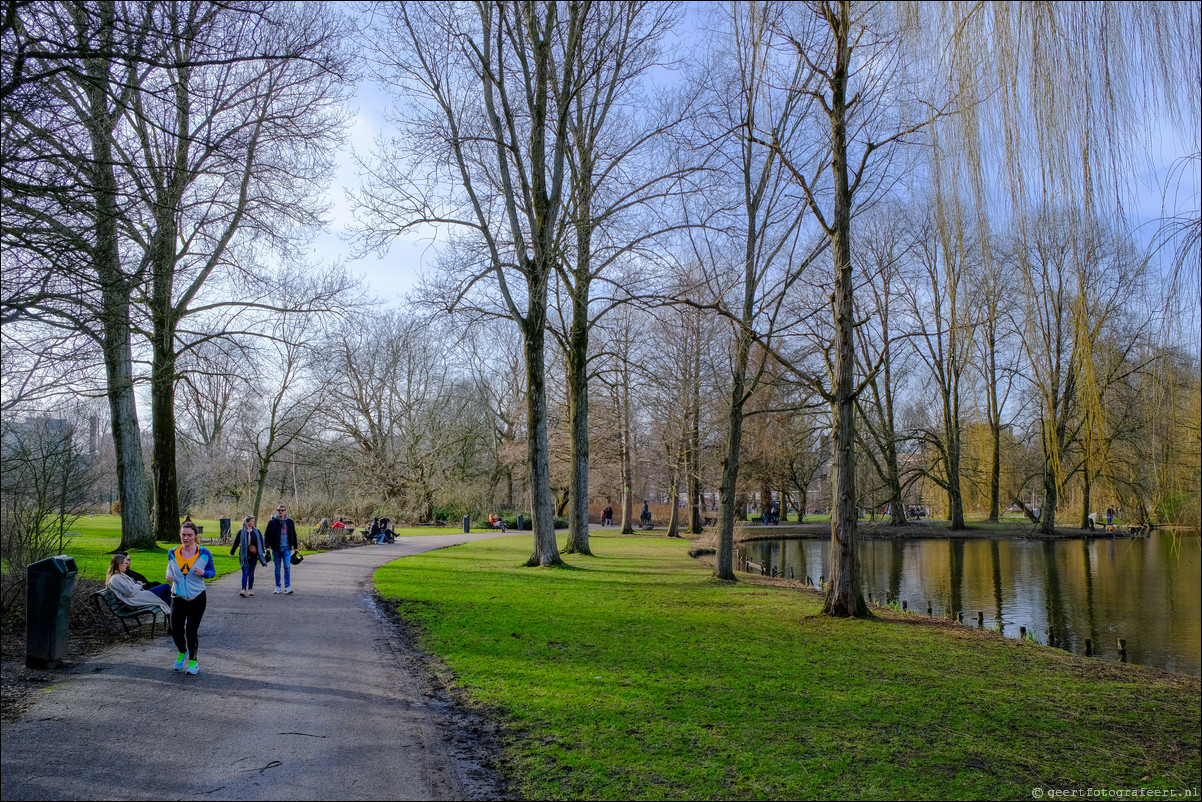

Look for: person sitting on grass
[105,553,171,616]
[488,514,508,532]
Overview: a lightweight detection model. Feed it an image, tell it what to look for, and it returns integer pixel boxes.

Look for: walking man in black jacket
[265,504,299,594]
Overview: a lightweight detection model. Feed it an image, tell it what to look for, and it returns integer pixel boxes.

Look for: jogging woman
[167,521,215,675]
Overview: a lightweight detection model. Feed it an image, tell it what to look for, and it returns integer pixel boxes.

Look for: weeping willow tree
[906,1,1200,533]
[753,1,1198,612]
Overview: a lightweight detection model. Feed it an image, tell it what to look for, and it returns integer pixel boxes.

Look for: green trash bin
[26,555,78,669]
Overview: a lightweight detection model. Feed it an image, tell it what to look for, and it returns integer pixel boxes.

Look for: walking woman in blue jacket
[167,521,216,675]
[230,515,268,597]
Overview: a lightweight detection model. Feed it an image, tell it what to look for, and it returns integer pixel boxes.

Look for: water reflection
[738,531,1201,675]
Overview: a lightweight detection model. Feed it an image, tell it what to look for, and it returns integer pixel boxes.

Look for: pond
[737,530,1201,675]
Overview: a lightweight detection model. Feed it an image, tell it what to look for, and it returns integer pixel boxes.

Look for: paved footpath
[1,533,504,801]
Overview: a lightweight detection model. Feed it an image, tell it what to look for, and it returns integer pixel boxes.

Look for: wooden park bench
[90,588,168,638]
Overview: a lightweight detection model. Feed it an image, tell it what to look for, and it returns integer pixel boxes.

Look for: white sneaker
[273,587,282,594]
[283,587,293,594]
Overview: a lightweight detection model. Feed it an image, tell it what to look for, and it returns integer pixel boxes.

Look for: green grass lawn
[52,516,482,581]
[53,515,243,581]
[375,535,1201,801]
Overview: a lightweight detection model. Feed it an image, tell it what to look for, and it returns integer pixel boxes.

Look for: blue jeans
[273,548,291,588]
[241,560,260,590]
[147,583,172,605]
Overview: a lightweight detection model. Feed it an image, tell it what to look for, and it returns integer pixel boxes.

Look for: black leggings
[171,592,207,660]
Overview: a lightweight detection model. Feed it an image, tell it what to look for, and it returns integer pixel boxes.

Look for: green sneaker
[173,652,187,671]
[185,660,199,675]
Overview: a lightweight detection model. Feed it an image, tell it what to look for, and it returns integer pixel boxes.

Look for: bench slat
[92,589,167,638]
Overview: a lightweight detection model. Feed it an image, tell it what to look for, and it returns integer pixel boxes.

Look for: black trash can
[220,517,232,540]
[26,555,78,669]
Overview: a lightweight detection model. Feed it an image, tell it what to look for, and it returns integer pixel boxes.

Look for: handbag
[290,551,303,565]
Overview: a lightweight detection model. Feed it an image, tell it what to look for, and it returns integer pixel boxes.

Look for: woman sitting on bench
[106,553,171,615]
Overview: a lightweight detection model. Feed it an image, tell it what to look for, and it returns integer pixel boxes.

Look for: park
[2,2,1200,800]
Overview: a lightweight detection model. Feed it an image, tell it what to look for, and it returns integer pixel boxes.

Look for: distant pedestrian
[265,504,299,594]
[167,522,215,675]
[230,515,268,597]
[602,506,613,527]
[640,500,651,528]
[1106,507,1115,526]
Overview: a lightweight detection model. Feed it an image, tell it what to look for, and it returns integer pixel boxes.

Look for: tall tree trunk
[884,436,908,526]
[715,331,749,581]
[946,434,966,529]
[146,51,194,545]
[1038,469,1058,535]
[81,4,153,552]
[687,334,703,534]
[150,339,180,541]
[563,225,593,555]
[823,1,867,618]
[986,325,1002,522]
[1080,462,1093,530]
[944,388,966,529]
[105,302,153,552]
[1079,421,1094,529]
[251,439,273,523]
[619,375,635,535]
[523,313,561,566]
[665,451,683,538]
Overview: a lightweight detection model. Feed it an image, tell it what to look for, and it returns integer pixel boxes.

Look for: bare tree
[903,201,978,530]
[121,1,352,541]
[971,239,1021,522]
[315,310,489,523]
[2,1,161,550]
[852,206,913,527]
[682,1,827,580]
[356,1,598,566]
[751,1,953,615]
[552,1,684,556]
[2,1,353,548]
[1,409,98,574]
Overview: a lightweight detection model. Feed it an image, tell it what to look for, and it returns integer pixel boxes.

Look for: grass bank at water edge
[374,535,1201,801]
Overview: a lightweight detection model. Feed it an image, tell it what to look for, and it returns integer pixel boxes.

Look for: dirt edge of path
[370,591,514,801]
